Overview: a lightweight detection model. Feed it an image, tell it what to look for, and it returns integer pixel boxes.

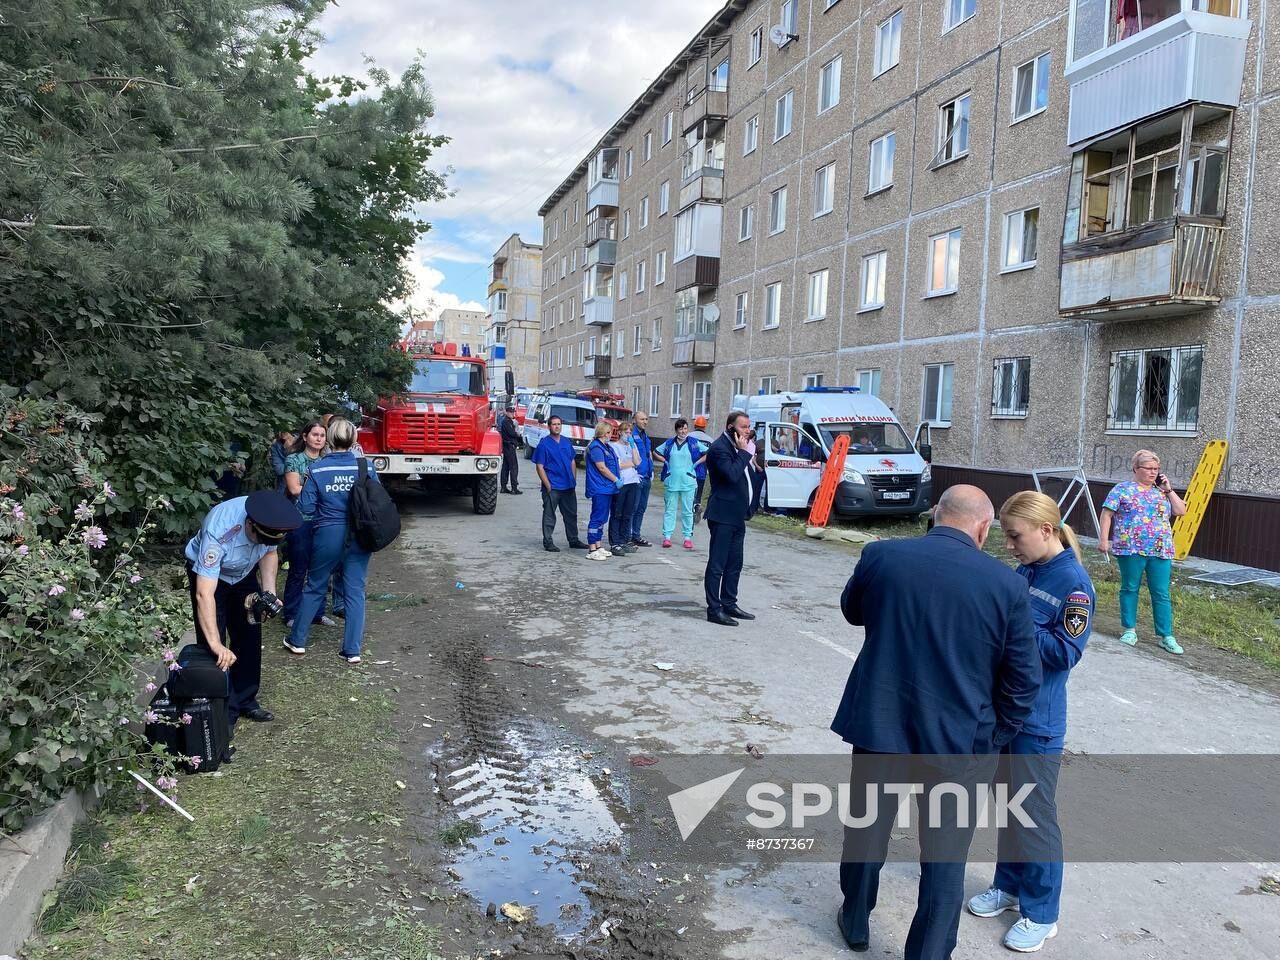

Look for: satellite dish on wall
[702,304,721,324]
[769,24,788,47]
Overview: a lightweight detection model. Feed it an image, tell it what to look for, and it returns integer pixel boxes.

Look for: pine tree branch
[61,76,184,91]
[1,219,94,232]
[166,130,337,154]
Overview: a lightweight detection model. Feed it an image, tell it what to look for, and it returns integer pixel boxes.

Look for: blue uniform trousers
[186,564,261,724]
[289,524,370,657]
[629,475,652,541]
[992,732,1066,924]
[610,483,639,548]
[282,521,327,624]
[588,492,614,546]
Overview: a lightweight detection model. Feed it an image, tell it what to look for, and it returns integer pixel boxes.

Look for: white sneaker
[341,654,361,664]
[587,548,610,561]
[968,887,1019,918]
[319,615,338,627]
[282,639,305,655]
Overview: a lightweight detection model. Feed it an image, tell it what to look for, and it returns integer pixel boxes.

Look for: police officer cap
[245,490,303,533]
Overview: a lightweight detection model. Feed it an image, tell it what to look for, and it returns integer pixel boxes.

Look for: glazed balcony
[584,354,612,379]
[671,333,716,368]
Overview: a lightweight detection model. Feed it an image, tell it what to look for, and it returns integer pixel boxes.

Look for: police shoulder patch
[1063,602,1091,639]
[202,546,221,568]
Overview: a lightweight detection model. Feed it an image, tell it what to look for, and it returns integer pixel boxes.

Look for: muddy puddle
[430,721,625,939]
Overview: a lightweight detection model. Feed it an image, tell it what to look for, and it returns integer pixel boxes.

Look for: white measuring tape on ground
[797,628,859,662]
[129,770,196,822]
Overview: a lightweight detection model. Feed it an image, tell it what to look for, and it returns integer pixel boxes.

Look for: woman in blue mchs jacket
[967,490,1094,954]
[282,417,378,664]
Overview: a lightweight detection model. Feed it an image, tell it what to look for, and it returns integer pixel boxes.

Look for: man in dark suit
[702,410,756,626]
[831,484,1041,959]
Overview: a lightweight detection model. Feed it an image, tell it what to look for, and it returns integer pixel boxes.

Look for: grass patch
[24,641,444,960]
[437,819,481,846]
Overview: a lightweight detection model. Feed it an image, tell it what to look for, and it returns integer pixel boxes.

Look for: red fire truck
[358,343,502,514]
[578,390,633,440]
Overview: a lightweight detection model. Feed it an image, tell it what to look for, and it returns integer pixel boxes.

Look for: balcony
[584,354,612,379]
[1060,218,1225,318]
[586,147,620,212]
[682,88,728,134]
[1066,0,1250,146]
[584,296,614,327]
[672,255,720,292]
[585,215,617,246]
[679,171,724,211]
[672,333,716,368]
[586,239,617,267]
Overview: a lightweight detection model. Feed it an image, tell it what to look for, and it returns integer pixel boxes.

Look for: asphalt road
[407,481,1280,960]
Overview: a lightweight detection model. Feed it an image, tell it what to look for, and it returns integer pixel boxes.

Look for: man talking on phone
[702,410,756,626]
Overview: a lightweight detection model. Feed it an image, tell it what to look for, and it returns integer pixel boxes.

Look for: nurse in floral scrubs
[1098,449,1188,654]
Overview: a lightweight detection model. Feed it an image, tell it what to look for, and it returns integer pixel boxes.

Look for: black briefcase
[177,696,232,773]
[143,684,183,758]
[168,643,231,699]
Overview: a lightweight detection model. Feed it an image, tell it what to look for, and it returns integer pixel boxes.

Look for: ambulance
[739,387,933,517]
[522,391,598,462]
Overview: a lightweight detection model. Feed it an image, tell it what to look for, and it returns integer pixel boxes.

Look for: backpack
[348,458,400,552]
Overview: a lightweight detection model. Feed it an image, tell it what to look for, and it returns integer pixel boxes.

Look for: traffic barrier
[1174,439,1228,561]
[807,434,850,528]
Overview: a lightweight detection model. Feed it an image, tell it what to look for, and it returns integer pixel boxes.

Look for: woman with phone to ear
[1098,449,1188,654]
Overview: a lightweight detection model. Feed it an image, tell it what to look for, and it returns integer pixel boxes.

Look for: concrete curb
[0,790,90,956]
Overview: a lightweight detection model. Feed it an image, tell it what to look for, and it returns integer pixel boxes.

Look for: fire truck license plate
[418,465,449,474]
[880,490,911,501]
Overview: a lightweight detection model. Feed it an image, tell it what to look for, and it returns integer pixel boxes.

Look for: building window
[652,316,663,349]
[769,186,788,235]
[639,196,649,229]
[774,89,794,141]
[814,163,835,217]
[1107,345,1203,433]
[618,270,628,300]
[616,330,625,357]
[625,148,634,177]
[807,269,829,320]
[655,251,667,285]
[874,10,902,76]
[634,324,642,355]
[588,334,597,357]
[636,260,646,293]
[760,375,778,394]
[744,115,759,155]
[1002,207,1039,271]
[868,131,895,193]
[781,0,798,34]
[857,368,882,397]
[934,93,971,166]
[623,209,631,239]
[663,111,674,145]
[731,377,745,404]
[571,249,577,272]
[804,372,825,390]
[860,251,887,310]
[670,382,683,417]
[927,229,961,296]
[944,0,977,32]
[922,362,955,426]
[675,207,696,259]
[818,56,842,114]
[694,381,712,417]
[739,204,754,241]
[569,295,576,318]
[991,357,1031,418]
[574,199,580,222]
[749,26,763,67]
[649,384,660,416]
[734,291,749,328]
[711,57,730,92]
[633,386,641,411]
[659,181,670,215]
[763,282,782,328]
[1012,53,1050,123]
[561,255,567,278]
[644,130,653,162]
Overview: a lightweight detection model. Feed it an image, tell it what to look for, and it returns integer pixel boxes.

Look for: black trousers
[186,564,263,724]
[541,486,580,546]
[703,519,745,615]
[501,443,519,490]
[839,750,986,960]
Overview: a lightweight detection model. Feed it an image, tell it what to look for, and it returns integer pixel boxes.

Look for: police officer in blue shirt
[184,490,301,724]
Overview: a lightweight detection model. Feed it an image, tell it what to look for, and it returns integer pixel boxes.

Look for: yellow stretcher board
[1172,439,1228,561]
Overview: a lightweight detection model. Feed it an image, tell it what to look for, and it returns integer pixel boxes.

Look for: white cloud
[309,0,724,302]
[395,256,486,330]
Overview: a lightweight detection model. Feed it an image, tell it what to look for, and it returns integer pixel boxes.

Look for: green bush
[0,395,188,833]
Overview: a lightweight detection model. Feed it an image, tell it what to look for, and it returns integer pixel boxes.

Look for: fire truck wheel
[473,475,498,515]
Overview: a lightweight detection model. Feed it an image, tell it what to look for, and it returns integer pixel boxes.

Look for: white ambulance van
[522,391,598,462]
[739,387,932,517]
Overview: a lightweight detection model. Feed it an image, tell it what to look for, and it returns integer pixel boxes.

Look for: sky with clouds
[308,0,725,322]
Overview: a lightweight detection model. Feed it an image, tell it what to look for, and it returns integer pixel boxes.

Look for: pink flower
[188,755,202,769]
[69,608,85,621]
[15,545,28,557]
[180,713,192,725]
[144,710,159,723]
[103,481,116,499]
[129,574,143,584]
[119,717,131,726]
[82,526,107,549]
[74,501,93,522]
[161,648,177,664]
[12,504,25,521]
[48,584,66,597]
[156,775,178,792]
[145,682,157,693]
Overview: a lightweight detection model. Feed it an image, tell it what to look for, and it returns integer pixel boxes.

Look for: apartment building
[434,308,487,359]
[538,0,1278,566]
[485,233,543,396]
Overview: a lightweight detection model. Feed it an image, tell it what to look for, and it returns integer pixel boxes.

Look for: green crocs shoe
[1159,635,1184,655]
[1119,630,1138,646]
